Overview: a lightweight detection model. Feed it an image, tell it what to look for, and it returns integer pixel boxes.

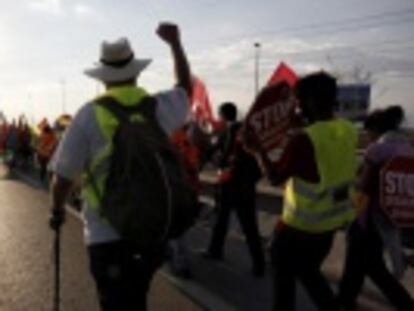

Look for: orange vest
[37,131,57,158]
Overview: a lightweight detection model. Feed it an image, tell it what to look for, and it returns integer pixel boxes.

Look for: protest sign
[245,82,297,162]
[380,156,414,228]
[244,62,298,162]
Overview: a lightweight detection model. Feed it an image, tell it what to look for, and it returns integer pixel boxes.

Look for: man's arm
[49,175,73,230]
[242,127,319,186]
[242,126,283,184]
[48,105,92,230]
[157,22,192,97]
[253,144,286,185]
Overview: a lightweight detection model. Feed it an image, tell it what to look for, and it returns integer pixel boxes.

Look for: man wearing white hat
[49,22,191,310]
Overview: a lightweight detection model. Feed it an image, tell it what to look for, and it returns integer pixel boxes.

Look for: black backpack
[90,96,199,252]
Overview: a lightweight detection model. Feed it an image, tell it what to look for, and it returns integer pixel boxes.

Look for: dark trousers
[339,221,414,311]
[208,182,264,270]
[271,225,338,311]
[88,241,164,311]
[37,155,49,181]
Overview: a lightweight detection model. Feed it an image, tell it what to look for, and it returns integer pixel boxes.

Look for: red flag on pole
[191,76,219,130]
[267,62,298,87]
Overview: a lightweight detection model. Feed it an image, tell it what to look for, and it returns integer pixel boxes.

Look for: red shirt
[270,131,319,185]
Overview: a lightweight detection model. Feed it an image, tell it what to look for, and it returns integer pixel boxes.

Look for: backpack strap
[87,96,158,209]
[95,96,157,123]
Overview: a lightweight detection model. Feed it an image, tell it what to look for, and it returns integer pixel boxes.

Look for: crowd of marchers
[2,22,414,311]
[0,115,71,181]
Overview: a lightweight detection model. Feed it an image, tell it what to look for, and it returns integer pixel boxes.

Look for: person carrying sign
[244,72,357,311]
[338,106,414,311]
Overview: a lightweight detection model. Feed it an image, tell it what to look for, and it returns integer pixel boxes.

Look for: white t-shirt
[49,87,189,245]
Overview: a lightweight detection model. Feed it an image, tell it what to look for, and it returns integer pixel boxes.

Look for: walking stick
[53,227,61,311]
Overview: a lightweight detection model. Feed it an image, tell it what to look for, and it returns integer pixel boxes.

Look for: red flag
[267,62,298,87]
[191,76,218,130]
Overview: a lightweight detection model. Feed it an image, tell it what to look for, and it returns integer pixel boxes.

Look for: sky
[0,0,414,125]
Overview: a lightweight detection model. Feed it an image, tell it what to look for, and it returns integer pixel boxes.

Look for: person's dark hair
[363,109,382,133]
[364,105,404,134]
[219,102,237,122]
[296,72,337,113]
[44,125,52,133]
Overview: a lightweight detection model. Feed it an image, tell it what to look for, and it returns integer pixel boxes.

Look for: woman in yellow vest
[245,72,357,311]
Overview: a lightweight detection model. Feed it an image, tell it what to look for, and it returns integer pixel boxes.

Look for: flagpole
[254,42,261,97]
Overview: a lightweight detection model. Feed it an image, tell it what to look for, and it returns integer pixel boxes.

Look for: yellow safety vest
[282,118,358,232]
[82,86,148,210]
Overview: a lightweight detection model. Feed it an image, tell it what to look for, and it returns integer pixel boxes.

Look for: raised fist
[157,22,180,45]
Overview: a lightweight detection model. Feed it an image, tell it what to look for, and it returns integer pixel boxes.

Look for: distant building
[336,84,371,121]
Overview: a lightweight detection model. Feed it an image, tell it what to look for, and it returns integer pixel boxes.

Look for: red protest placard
[380,156,414,228]
[244,62,298,163]
[244,82,297,163]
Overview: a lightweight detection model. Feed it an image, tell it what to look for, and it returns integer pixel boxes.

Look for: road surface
[2,165,414,310]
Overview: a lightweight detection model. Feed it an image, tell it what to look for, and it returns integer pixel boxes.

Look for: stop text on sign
[385,171,414,196]
[248,99,292,133]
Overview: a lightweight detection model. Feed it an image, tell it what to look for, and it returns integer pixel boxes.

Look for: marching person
[244,72,358,310]
[167,124,200,278]
[6,119,18,168]
[203,102,265,277]
[49,22,191,311]
[37,123,57,181]
[338,106,414,311]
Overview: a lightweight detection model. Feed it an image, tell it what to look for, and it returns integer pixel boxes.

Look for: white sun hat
[84,37,151,83]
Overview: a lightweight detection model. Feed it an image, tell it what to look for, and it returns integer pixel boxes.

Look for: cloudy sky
[0,0,414,124]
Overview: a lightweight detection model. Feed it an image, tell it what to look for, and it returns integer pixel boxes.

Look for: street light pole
[254,42,261,97]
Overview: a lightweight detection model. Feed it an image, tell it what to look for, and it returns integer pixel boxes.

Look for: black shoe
[252,264,265,278]
[172,268,193,279]
[200,250,223,261]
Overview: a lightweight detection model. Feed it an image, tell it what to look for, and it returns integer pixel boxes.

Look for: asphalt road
[0,166,201,311]
[2,164,414,310]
